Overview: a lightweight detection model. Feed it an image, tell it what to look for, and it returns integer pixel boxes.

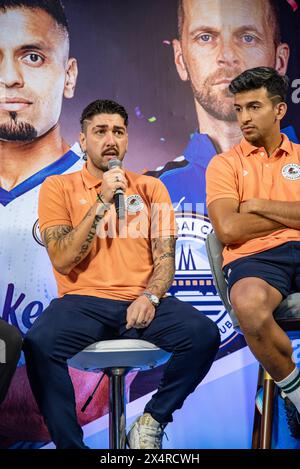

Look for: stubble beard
[244,132,262,146]
[188,68,242,122]
[0,112,37,141]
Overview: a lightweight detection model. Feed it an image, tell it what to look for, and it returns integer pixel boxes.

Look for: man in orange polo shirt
[206,66,300,438]
[23,99,220,449]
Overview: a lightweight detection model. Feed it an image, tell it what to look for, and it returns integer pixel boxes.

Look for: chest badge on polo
[282,164,300,180]
[126,194,144,213]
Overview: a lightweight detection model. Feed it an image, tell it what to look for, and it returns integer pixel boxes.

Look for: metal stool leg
[260,369,275,449]
[106,367,130,449]
[252,364,264,449]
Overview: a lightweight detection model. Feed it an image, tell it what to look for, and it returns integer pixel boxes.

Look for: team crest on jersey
[169,210,239,355]
[32,219,44,246]
[282,164,300,180]
[126,194,144,213]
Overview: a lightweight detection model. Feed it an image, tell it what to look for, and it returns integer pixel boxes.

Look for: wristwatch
[143,291,160,307]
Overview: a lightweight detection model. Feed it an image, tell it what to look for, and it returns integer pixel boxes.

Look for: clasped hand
[126,295,156,329]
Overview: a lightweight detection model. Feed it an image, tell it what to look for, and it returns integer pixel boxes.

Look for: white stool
[68,339,171,449]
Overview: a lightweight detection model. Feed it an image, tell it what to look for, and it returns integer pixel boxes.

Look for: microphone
[108,157,125,220]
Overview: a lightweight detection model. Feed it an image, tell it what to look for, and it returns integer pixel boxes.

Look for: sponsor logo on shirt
[126,194,144,213]
[282,163,300,180]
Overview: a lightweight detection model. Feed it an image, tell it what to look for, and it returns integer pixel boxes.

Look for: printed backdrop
[1,0,300,449]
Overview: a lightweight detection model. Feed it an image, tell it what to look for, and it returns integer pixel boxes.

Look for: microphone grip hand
[101,168,127,203]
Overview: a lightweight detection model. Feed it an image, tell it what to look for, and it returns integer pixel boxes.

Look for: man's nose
[105,131,116,146]
[0,56,24,88]
[241,108,251,123]
[216,38,240,68]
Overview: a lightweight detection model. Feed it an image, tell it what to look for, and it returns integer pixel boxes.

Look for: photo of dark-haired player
[0,1,136,448]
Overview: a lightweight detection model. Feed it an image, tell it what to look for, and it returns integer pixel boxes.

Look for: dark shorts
[223,241,300,298]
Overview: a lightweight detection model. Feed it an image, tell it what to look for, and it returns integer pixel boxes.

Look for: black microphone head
[108,157,122,170]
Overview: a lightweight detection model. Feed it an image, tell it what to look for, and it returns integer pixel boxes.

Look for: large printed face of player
[0,7,77,141]
[80,113,128,173]
[173,0,289,122]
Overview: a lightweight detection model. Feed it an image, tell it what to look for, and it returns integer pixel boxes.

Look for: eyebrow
[233,25,263,36]
[190,24,262,36]
[93,125,126,131]
[18,43,52,54]
[189,26,219,37]
[234,101,262,107]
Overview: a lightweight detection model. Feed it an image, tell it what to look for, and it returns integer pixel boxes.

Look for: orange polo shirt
[206,134,300,266]
[38,164,177,300]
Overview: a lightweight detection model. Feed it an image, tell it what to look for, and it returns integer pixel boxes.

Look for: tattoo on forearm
[43,209,103,268]
[147,263,175,297]
[151,236,176,255]
[72,215,102,264]
[147,236,176,296]
[159,252,175,261]
[43,225,73,249]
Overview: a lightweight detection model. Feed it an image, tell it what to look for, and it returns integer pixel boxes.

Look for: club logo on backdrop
[169,211,239,355]
[282,163,300,180]
[126,194,144,213]
[32,219,44,247]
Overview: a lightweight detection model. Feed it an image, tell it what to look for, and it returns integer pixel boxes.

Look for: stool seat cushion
[68,339,171,371]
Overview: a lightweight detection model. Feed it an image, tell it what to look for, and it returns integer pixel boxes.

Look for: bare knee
[230,284,273,338]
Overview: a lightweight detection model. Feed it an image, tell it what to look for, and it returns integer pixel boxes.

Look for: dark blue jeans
[23,295,220,449]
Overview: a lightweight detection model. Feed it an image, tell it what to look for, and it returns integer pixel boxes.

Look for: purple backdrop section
[60,0,300,172]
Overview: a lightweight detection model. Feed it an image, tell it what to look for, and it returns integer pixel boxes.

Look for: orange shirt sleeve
[38,176,72,234]
[147,177,178,238]
[206,154,240,207]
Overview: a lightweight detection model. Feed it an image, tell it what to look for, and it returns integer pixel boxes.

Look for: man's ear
[275,101,287,122]
[79,131,86,153]
[64,58,78,99]
[275,43,290,76]
[173,39,189,81]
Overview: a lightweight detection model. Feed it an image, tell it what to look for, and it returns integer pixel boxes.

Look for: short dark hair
[229,66,289,103]
[177,0,281,47]
[80,99,129,132]
[0,0,69,34]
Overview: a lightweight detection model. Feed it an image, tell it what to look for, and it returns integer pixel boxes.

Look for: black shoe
[284,396,300,439]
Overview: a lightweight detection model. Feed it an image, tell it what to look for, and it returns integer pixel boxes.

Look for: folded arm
[208,198,286,246]
[240,199,300,230]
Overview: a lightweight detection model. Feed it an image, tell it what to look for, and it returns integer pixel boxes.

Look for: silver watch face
[150,294,159,305]
[144,292,159,305]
